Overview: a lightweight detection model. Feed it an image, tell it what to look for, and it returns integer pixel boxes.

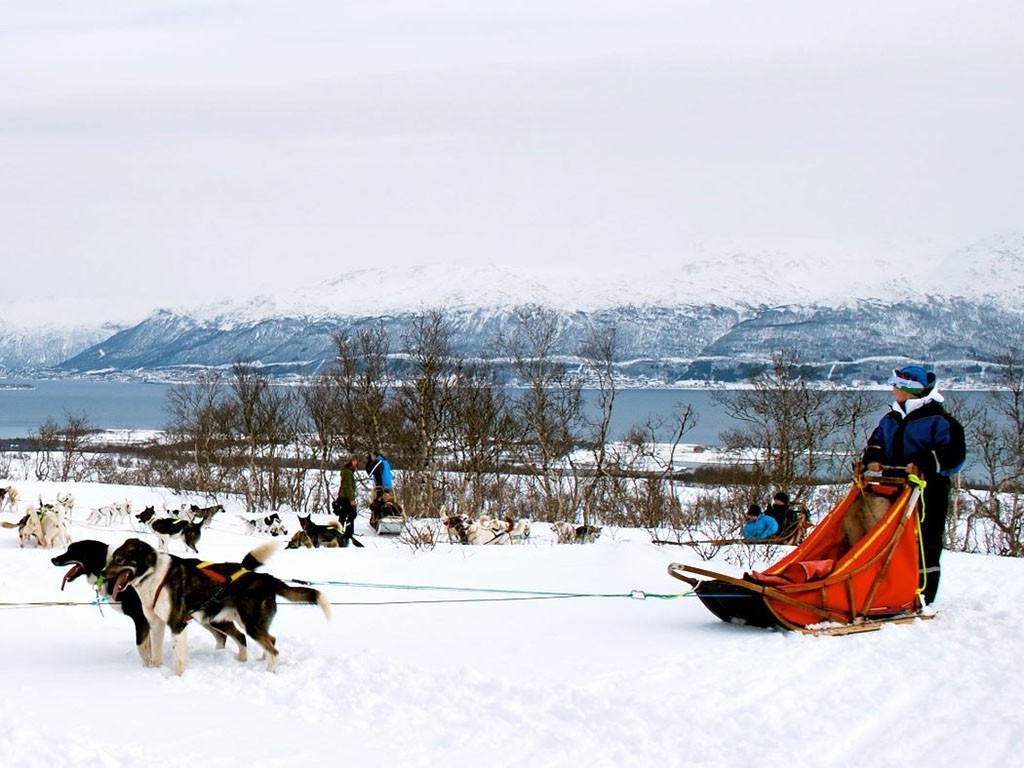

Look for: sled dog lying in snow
[441,510,531,545]
[103,537,330,674]
[293,514,358,548]
[551,521,602,544]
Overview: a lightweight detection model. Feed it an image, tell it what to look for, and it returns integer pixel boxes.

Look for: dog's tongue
[111,569,132,600]
[60,564,83,591]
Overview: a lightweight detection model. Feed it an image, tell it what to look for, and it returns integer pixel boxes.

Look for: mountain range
[3,234,1022,386]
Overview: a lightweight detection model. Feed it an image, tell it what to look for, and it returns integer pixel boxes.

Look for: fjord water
[0,381,748,442]
[0,378,987,447]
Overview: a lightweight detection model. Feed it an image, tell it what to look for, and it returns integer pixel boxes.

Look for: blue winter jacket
[371,455,394,489]
[862,394,966,477]
[742,513,779,541]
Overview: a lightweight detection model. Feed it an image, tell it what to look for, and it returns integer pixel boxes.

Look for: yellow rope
[908,473,928,596]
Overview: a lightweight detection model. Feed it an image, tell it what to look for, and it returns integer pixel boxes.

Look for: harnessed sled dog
[551,521,602,544]
[86,500,132,527]
[51,539,277,667]
[286,514,363,549]
[441,511,531,545]
[238,511,289,537]
[0,485,19,514]
[3,501,73,548]
[187,503,225,526]
[103,537,331,674]
[136,506,206,553]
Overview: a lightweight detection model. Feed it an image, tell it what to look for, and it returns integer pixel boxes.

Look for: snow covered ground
[2,480,1022,768]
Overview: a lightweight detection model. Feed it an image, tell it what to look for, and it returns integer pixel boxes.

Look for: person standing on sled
[332,456,360,546]
[366,450,394,499]
[366,450,397,529]
[860,366,966,606]
[742,504,778,541]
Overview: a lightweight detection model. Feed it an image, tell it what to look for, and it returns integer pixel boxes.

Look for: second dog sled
[667,472,930,635]
[369,493,404,536]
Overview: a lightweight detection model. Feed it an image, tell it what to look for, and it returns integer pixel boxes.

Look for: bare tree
[31,418,60,481]
[29,412,94,482]
[395,310,458,516]
[962,350,1024,556]
[499,305,584,522]
[162,370,234,495]
[443,360,521,518]
[229,362,301,512]
[330,321,394,455]
[300,373,347,511]
[577,325,622,527]
[714,348,837,495]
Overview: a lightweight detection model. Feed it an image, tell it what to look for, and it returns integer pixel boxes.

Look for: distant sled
[668,472,932,635]
[369,493,404,536]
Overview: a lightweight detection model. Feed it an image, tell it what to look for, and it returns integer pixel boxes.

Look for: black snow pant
[918,476,951,605]
[334,496,357,538]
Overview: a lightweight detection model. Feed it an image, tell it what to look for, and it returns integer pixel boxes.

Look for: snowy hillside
[1,478,1022,768]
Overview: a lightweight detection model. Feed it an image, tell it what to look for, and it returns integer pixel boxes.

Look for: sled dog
[552,521,602,544]
[104,537,330,674]
[53,538,281,668]
[137,506,204,553]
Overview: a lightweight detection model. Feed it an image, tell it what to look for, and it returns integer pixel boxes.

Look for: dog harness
[197,562,249,584]
[183,563,251,622]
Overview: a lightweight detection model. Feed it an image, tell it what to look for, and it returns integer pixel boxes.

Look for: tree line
[15,310,1024,558]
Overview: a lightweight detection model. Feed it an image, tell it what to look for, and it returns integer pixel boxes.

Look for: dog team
[5,479,597,676]
[51,537,331,675]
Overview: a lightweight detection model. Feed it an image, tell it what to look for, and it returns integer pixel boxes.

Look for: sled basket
[667,477,928,633]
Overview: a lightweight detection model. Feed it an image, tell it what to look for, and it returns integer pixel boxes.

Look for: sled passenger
[742,504,779,541]
[852,366,966,605]
[766,491,790,531]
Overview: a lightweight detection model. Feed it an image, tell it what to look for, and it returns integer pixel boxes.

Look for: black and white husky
[52,539,152,664]
[104,537,331,674]
[51,539,277,667]
[136,506,204,553]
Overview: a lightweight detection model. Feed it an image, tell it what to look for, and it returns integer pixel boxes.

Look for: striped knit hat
[888,366,935,395]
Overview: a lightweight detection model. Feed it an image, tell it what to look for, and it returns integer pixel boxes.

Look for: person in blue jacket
[365,450,397,530]
[742,504,779,541]
[860,365,966,605]
[366,450,394,496]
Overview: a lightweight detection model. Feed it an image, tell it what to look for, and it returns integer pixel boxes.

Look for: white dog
[551,521,602,544]
[86,500,132,526]
[0,485,18,514]
[15,504,73,548]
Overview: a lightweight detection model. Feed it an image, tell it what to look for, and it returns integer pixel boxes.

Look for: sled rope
[909,473,928,597]
[291,578,690,604]
[0,600,109,610]
[0,586,696,609]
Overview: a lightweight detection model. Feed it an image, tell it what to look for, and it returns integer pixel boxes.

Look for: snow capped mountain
[170,233,1024,326]
[3,235,1022,383]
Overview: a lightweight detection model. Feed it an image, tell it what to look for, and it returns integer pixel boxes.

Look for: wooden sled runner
[667,475,932,635]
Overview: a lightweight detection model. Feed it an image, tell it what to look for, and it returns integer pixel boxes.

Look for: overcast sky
[3,1,1023,328]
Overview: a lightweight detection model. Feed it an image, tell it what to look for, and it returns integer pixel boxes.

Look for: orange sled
[668,476,930,634]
